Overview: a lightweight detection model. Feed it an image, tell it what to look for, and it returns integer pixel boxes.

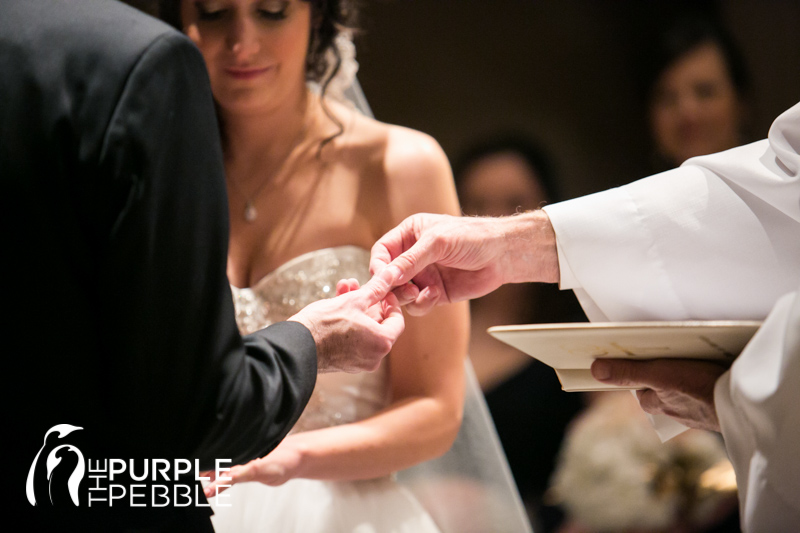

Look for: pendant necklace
[228,116,309,223]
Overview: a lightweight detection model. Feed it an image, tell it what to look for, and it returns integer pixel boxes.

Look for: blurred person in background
[643,14,752,170]
[454,133,586,532]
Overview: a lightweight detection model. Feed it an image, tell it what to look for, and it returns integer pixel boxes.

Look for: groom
[2,1,402,531]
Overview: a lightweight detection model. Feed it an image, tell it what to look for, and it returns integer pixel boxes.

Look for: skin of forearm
[498,210,560,285]
[278,396,462,481]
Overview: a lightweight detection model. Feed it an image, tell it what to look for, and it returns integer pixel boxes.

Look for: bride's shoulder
[323,101,459,221]
[326,99,451,185]
[383,123,445,161]
[345,118,449,182]
[328,102,421,146]
[367,122,459,218]
[382,124,452,193]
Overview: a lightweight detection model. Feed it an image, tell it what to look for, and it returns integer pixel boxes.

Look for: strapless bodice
[231,246,390,433]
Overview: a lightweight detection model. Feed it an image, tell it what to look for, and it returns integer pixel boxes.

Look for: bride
[159,1,530,531]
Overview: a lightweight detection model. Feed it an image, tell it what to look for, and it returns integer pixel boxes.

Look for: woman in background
[643,15,752,169]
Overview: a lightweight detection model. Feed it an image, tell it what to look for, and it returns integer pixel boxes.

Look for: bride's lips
[224,66,274,80]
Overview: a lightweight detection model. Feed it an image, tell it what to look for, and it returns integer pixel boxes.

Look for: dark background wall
[354,0,800,199]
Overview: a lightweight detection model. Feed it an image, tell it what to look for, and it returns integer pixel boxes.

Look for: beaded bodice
[231,246,390,433]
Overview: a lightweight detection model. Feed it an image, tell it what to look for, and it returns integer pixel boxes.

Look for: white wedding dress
[210,246,532,533]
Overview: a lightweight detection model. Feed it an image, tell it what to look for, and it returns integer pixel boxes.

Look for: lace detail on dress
[232,287,271,337]
[230,246,390,433]
[232,246,371,332]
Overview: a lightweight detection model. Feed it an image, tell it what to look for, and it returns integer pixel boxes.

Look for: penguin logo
[26,424,86,506]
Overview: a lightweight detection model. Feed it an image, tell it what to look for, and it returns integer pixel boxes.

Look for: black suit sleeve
[97,32,316,468]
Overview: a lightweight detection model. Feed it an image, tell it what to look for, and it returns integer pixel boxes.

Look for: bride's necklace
[227,117,309,223]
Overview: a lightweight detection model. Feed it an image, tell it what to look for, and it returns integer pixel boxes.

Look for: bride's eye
[194,1,228,21]
[256,0,289,21]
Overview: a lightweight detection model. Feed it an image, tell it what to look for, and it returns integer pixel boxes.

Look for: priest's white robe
[543,101,800,532]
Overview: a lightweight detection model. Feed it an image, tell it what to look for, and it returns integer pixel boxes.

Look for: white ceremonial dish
[487,321,761,391]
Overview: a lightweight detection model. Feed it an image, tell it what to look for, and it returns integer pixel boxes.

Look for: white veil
[398,363,535,533]
[325,34,533,533]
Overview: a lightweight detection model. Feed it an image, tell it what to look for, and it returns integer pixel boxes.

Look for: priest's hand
[369,211,559,316]
[289,269,404,374]
[590,358,729,432]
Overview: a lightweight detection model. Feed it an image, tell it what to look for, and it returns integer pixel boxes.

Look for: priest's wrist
[498,210,560,285]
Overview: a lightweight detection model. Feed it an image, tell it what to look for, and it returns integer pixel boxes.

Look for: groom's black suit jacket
[2,0,316,530]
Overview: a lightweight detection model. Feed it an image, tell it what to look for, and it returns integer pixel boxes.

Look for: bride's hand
[203,440,304,496]
[336,278,394,325]
[336,278,360,295]
[289,268,405,374]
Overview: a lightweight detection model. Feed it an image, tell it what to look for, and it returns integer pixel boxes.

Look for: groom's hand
[289,267,405,374]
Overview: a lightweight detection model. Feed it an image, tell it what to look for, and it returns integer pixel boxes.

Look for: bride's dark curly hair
[157,0,358,88]
[158,1,359,148]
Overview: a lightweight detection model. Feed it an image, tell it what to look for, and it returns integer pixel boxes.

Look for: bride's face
[180,0,311,113]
